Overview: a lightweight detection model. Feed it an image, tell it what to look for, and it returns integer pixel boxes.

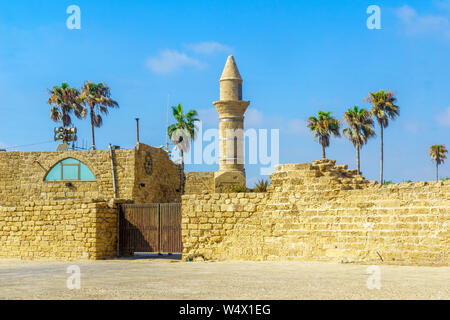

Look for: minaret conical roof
[220,55,242,80]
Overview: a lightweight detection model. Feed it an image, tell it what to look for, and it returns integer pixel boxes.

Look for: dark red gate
[119,203,182,256]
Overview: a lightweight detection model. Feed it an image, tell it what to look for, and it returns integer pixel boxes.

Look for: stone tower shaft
[213,56,250,191]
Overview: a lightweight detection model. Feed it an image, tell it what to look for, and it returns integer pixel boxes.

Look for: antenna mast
[166,94,170,151]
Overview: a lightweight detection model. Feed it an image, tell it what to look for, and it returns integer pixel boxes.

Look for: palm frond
[168,104,200,156]
[343,106,375,148]
[81,81,119,129]
[307,110,340,151]
[367,90,399,128]
[430,144,448,165]
[47,82,82,127]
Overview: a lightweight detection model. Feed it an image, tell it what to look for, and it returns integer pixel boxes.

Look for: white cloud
[184,42,232,55]
[437,107,450,126]
[395,4,450,38]
[396,5,417,22]
[146,49,205,74]
[246,108,264,127]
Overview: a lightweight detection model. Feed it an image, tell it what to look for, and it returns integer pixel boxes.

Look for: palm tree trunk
[356,145,360,175]
[380,125,384,184]
[62,110,69,127]
[90,111,96,150]
[321,144,326,160]
[436,163,439,182]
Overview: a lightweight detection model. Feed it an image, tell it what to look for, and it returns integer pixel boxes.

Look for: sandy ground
[0,255,448,300]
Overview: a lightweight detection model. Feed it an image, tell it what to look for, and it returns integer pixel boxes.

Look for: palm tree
[343,106,375,175]
[48,82,85,127]
[365,90,399,184]
[168,104,200,194]
[429,145,448,181]
[80,81,119,150]
[168,104,200,167]
[307,110,341,159]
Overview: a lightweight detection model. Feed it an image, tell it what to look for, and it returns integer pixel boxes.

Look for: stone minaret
[213,56,250,192]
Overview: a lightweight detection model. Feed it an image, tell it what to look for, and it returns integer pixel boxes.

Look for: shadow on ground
[117,253,182,261]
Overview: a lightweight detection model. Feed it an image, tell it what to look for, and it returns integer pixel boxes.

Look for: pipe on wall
[109,144,117,199]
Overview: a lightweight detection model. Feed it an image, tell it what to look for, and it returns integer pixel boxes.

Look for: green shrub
[253,179,269,192]
[440,176,450,181]
[383,180,394,185]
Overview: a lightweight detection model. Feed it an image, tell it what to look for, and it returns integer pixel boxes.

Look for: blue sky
[0,0,449,185]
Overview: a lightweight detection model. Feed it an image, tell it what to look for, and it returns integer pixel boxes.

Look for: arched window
[44,158,96,181]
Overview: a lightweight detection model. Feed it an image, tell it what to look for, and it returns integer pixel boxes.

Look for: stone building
[0,142,182,207]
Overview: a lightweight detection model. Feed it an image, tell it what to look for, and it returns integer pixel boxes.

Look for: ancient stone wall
[182,160,450,266]
[0,149,134,206]
[132,143,182,203]
[0,199,118,260]
[184,172,215,195]
[0,143,181,206]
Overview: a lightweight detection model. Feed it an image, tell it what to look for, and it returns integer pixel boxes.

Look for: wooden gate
[118,203,182,256]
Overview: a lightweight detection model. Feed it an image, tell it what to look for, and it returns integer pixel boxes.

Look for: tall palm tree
[80,81,119,150]
[307,110,341,159]
[429,144,448,181]
[168,104,200,167]
[365,90,399,184]
[48,82,85,127]
[343,106,375,175]
[168,104,200,194]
